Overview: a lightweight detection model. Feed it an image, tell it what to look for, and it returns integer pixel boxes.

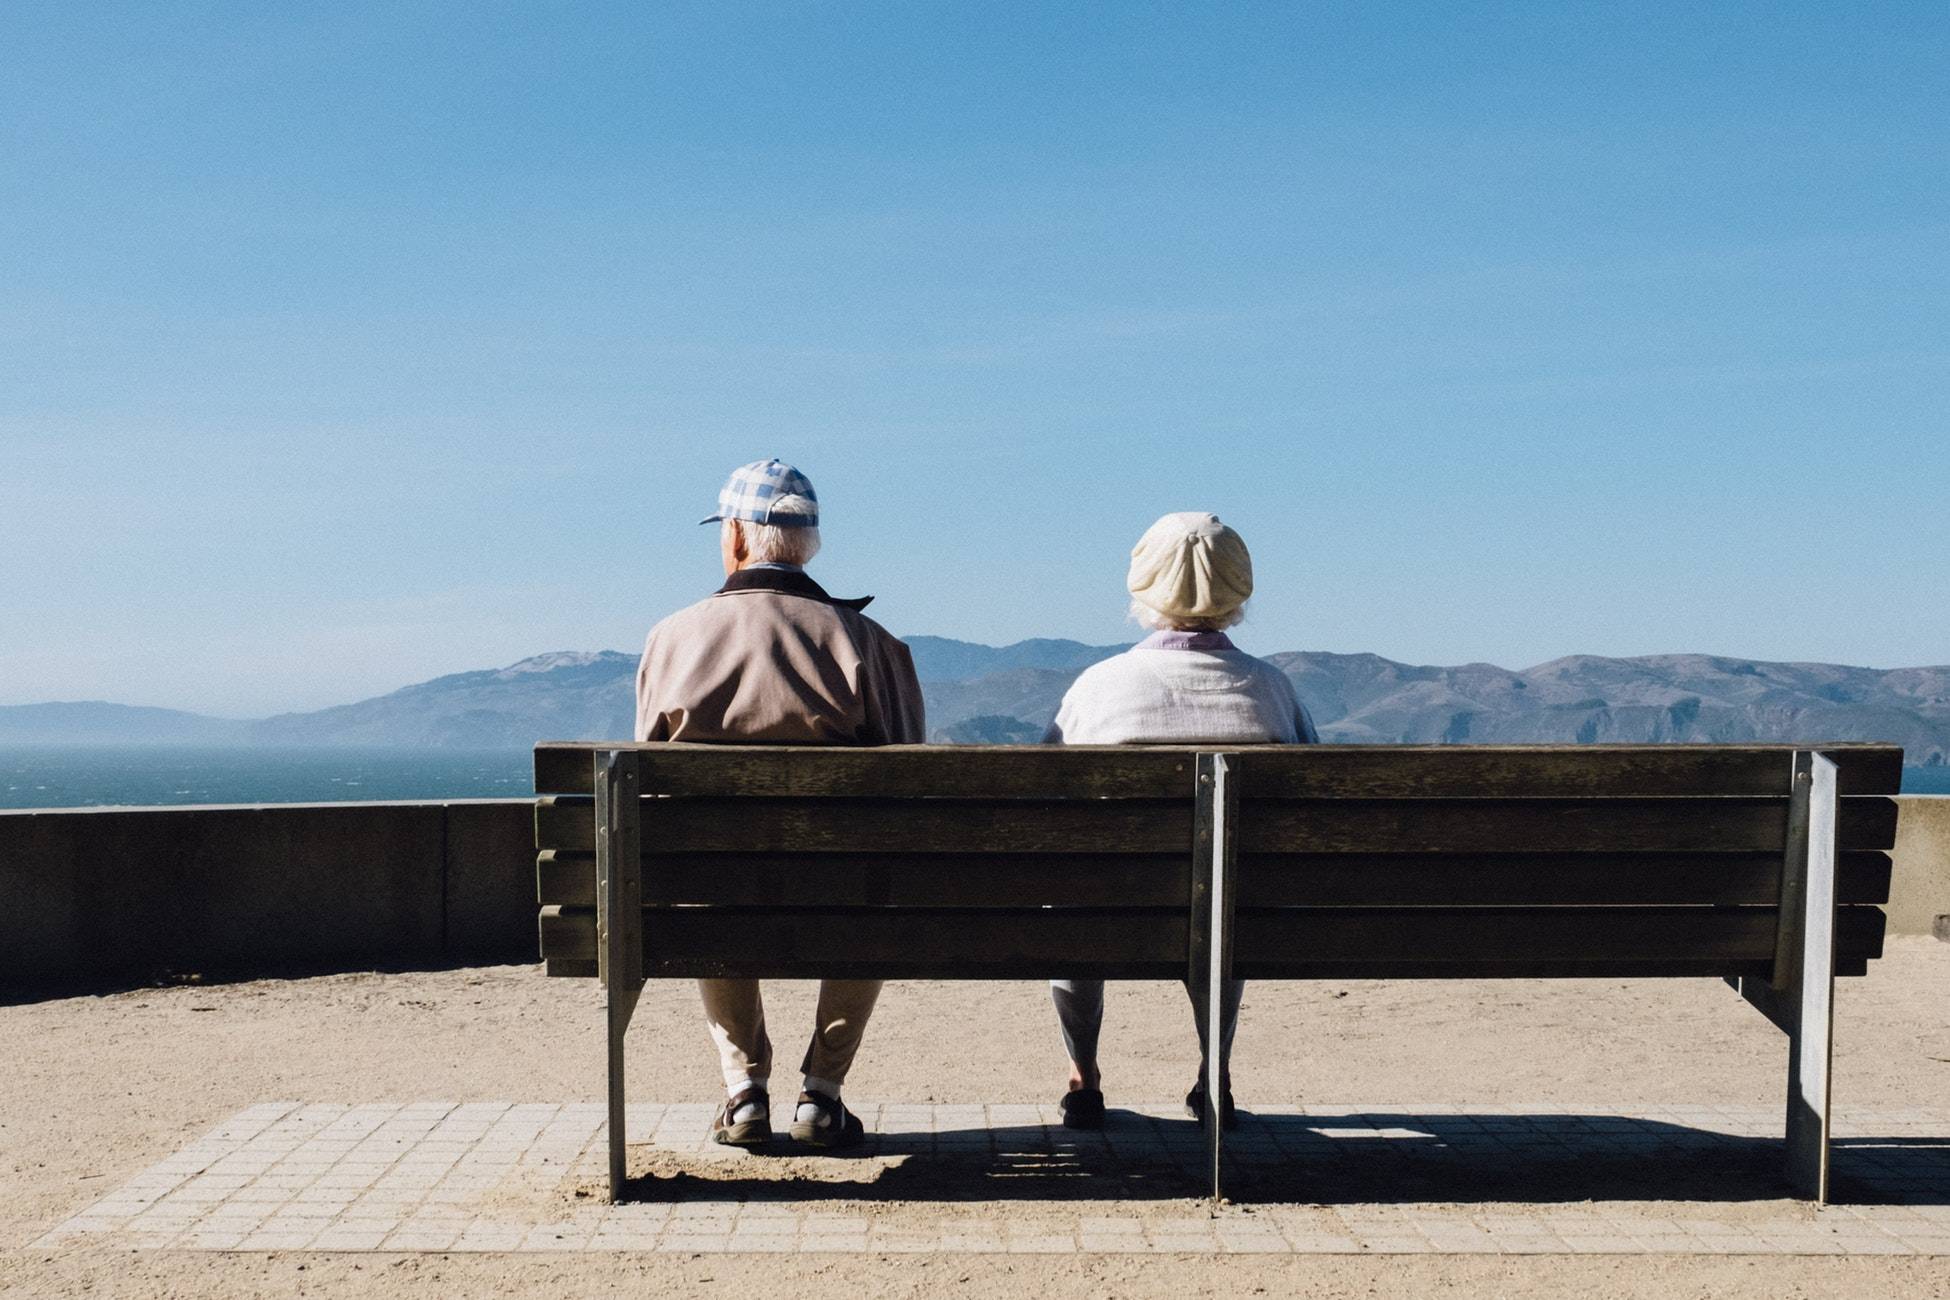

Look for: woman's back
[1047,630,1318,746]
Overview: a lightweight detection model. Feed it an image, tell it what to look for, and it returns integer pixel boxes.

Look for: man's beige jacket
[634,567,926,745]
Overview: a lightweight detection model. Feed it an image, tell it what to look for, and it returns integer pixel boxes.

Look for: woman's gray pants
[1049,978,1244,1079]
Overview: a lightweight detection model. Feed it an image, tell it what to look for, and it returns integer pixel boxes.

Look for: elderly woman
[1045,511,1318,1130]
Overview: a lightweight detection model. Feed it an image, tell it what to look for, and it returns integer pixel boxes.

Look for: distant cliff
[0,701,248,745]
[1272,652,1950,764]
[920,645,1950,763]
[3,640,1945,765]
[253,651,639,749]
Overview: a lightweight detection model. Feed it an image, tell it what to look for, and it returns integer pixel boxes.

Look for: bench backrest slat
[537,796,1191,854]
[535,848,1892,909]
[539,849,1189,908]
[535,902,1884,980]
[1237,851,1893,908]
[540,905,1191,979]
[534,743,1904,799]
[535,793,1897,857]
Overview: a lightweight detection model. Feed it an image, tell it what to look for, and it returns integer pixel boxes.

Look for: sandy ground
[3,938,1947,1298]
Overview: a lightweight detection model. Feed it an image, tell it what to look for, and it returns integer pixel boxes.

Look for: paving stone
[36,1100,1950,1257]
[1557,1236,1647,1253]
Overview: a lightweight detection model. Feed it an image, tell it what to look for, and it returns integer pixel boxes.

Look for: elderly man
[636,458,925,1148]
[1044,511,1318,1131]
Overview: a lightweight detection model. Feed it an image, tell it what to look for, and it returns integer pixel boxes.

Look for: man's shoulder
[647,587,891,647]
[845,607,908,648]
[643,594,731,644]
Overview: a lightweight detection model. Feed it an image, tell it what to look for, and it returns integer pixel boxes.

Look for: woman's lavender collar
[1137,630,1237,652]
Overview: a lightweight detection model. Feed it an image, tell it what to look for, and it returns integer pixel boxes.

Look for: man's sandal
[712,1085,772,1148]
[789,1090,865,1149]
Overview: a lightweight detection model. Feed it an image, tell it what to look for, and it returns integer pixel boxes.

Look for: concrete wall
[0,800,536,987]
[3,794,1945,991]
[1889,795,1950,938]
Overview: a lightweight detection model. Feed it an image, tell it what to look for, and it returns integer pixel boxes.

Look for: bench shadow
[614,1111,1950,1208]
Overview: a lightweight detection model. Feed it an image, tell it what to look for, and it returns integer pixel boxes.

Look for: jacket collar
[1137,629,1237,652]
[715,566,874,611]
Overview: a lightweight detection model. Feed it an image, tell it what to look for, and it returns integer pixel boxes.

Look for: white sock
[797,1075,843,1124]
[727,1082,767,1125]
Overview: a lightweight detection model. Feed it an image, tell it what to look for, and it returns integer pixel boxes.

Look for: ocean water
[0,744,1945,810]
[0,745,536,809]
[1902,765,1950,794]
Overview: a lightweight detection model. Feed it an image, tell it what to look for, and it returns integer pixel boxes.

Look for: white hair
[724,515,822,566]
[1128,598,1245,633]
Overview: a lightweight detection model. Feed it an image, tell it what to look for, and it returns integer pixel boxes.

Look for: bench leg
[1782,750,1839,1203]
[595,750,645,1203]
[1190,752,1239,1204]
[1727,751,1838,1201]
[607,982,640,1201]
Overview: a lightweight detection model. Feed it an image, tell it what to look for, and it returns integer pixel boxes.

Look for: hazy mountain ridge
[2,640,1945,764]
[253,651,639,749]
[0,701,250,745]
[904,636,1130,682]
[1271,652,1950,760]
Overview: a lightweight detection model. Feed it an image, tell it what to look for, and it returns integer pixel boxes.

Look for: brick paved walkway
[37,1102,1950,1255]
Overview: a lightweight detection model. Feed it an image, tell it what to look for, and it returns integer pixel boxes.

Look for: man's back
[635,568,924,746]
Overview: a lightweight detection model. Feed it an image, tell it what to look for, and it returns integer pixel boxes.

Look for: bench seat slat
[537,903,1884,977]
[534,743,1904,799]
[536,952,1867,980]
[1234,957,1871,979]
[535,848,1893,909]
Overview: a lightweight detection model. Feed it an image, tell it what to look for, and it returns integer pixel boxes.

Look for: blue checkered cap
[699,458,819,529]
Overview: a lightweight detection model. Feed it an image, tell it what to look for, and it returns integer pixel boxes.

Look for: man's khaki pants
[699,978,882,1091]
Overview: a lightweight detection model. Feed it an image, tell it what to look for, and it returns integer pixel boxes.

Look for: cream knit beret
[1126,512,1253,622]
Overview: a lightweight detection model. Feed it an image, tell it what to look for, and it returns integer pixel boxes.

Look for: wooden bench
[533,742,1903,1204]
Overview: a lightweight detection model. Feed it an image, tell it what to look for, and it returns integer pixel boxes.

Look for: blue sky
[2,1,1945,716]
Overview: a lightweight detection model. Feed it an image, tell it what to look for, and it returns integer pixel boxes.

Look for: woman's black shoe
[1059,1087,1106,1130]
[1185,1082,1239,1130]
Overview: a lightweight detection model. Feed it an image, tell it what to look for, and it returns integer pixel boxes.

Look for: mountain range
[3,639,1946,766]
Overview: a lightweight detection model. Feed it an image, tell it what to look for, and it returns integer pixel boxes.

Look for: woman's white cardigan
[1045,638,1320,745]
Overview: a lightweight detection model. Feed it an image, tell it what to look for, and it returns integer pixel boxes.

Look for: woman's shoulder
[1064,647,1154,692]
[1221,647,1294,683]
